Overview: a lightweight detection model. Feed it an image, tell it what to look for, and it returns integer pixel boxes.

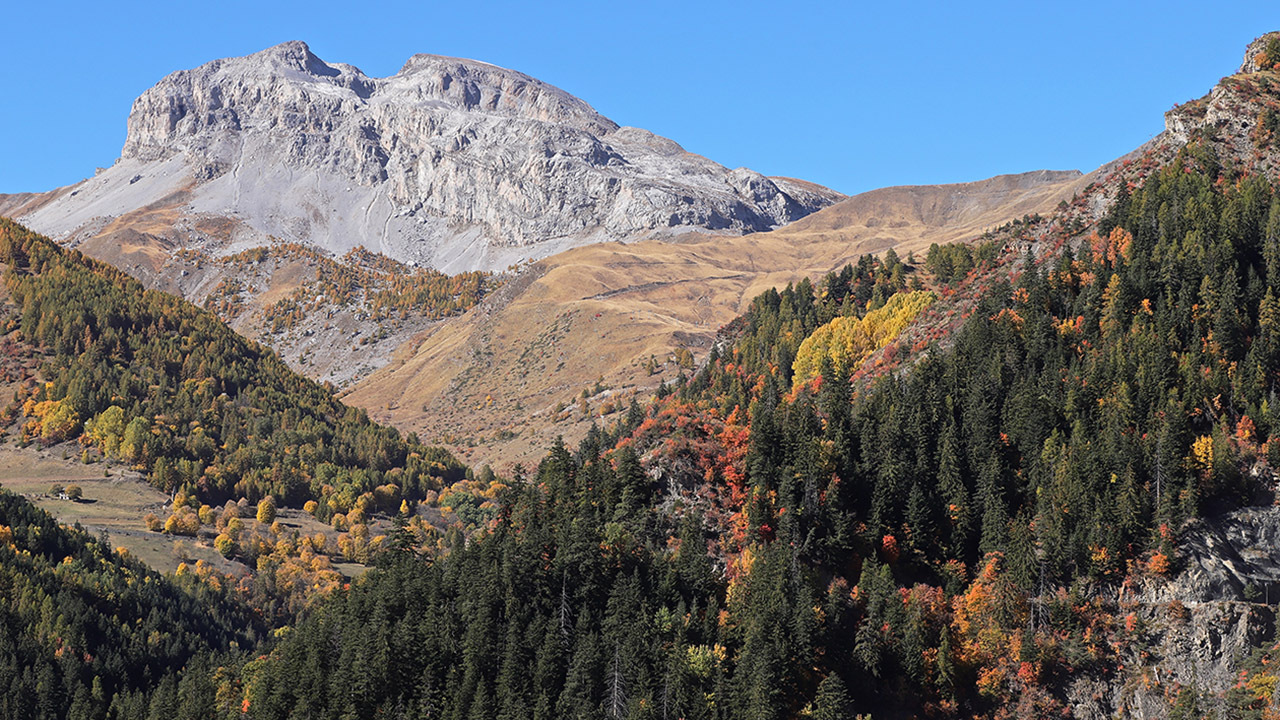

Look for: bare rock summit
[16,41,841,272]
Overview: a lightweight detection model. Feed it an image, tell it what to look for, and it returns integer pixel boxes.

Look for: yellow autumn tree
[257,496,277,525]
[214,533,236,559]
[164,511,200,537]
[792,290,935,385]
[1190,434,1214,478]
[35,400,79,444]
[83,406,127,457]
[1099,273,1127,338]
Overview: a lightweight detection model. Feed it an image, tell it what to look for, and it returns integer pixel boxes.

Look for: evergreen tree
[811,673,852,720]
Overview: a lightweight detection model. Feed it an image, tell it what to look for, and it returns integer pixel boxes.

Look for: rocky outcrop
[1151,506,1280,605]
[17,41,839,272]
[1161,32,1280,167]
[1239,31,1280,74]
[1066,505,1280,719]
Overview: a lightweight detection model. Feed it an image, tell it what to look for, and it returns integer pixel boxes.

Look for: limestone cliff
[10,41,840,273]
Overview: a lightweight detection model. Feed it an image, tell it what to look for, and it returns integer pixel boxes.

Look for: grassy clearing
[0,450,165,524]
[104,529,243,576]
[0,445,243,574]
[0,444,380,577]
[332,562,369,579]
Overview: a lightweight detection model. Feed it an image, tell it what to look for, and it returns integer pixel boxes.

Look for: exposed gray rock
[1162,38,1280,172]
[1083,505,1280,718]
[19,41,840,272]
[1147,505,1280,605]
[1238,31,1280,74]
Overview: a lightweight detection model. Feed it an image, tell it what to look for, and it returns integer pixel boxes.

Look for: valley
[0,27,1279,720]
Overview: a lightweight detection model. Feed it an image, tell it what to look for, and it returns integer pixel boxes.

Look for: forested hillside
[677,149,1280,589]
[0,490,256,720]
[230,39,1280,719]
[0,217,466,514]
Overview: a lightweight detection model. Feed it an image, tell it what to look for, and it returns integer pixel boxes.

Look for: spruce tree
[811,673,852,720]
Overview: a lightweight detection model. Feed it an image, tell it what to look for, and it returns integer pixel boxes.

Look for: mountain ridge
[6,40,840,275]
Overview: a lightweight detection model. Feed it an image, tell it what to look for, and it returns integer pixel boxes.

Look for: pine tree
[937,419,971,558]
[977,457,1009,557]
[176,660,216,720]
[810,673,852,720]
[905,474,936,555]
[613,446,648,521]
[936,627,956,702]
[556,621,602,720]
[146,676,178,720]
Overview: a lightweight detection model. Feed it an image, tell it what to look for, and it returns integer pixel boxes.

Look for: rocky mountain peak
[390,54,616,133]
[254,40,338,73]
[78,42,842,272]
[121,40,376,164]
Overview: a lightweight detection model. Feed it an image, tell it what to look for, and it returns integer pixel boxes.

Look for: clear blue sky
[2,1,1278,196]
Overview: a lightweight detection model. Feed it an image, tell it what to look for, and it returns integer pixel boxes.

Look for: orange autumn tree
[951,553,1029,701]
[1088,226,1134,267]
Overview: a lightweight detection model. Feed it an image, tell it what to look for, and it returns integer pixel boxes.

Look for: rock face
[1159,32,1280,179]
[1238,31,1280,74]
[17,41,840,272]
[1063,506,1280,719]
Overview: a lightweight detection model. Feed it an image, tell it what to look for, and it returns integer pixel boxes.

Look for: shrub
[257,496,277,524]
[214,533,236,559]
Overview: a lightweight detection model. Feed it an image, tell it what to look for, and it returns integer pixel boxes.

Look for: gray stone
[39,41,840,273]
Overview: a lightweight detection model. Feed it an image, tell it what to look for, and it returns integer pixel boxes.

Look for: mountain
[1,29,1280,720]
[345,169,1086,468]
[0,41,840,274]
[0,41,844,389]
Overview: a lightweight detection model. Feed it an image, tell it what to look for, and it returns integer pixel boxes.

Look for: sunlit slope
[345,169,1084,467]
[768,168,1085,256]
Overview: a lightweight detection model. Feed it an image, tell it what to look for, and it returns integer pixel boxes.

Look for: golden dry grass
[72,190,197,273]
[0,447,243,573]
[345,170,1089,468]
